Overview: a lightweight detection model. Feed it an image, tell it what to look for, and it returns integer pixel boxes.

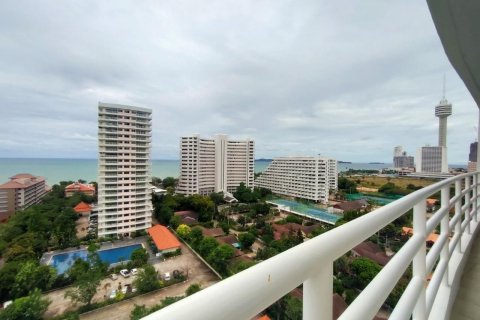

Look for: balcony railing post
[413,199,427,320]
[474,173,479,223]
[441,186,450,286]
[465,177,471,235]
[303,262,332,320]
[455,180,462,253]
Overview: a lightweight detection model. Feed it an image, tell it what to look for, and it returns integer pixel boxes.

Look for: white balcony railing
[143,172,480,320]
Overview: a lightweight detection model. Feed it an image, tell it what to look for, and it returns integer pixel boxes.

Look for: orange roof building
[402,227,439,244]
[65,182,96,197]
[73,202,92,214]
[148,225,181,253]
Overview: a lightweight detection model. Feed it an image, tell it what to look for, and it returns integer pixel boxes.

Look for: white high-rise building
[97,103,153,237]
[416,146,446,173]
[177,134,255,196]
[255,156,337,204]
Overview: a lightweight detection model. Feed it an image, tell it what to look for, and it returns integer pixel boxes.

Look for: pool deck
[266,200,341,225]
[40,237,148,267]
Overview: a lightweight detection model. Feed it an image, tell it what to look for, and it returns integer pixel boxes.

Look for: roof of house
[201,227,225,238]
[402,227,439,243]
[175,210,199,224]
[333,199,368,212]
[253,315,271,320]
[272,223,305,240]
[217,234,243,257]
[352,241,391,266]
[148,225,182,251]
[73,201,92,213]
[65,182,95,192]
[333,293,348,319]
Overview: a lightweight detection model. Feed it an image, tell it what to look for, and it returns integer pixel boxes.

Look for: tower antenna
[442,73,446,100]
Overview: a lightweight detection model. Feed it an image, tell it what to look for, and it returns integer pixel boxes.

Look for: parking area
[44,242,220,319]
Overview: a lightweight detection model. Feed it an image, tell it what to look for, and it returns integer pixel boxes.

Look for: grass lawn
[354,176,436,189]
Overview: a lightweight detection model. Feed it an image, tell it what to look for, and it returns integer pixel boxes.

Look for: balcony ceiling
[427,0,480,108]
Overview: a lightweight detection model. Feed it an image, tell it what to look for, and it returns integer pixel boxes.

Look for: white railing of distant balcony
[143,172,480,320]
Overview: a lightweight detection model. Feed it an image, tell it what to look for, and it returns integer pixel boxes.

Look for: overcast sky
[0,1,477,163]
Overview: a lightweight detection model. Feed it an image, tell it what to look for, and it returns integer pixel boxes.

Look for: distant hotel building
[177,134,255,196]
[393,146,414,169]
[468,142,477,172]
[255,156,337,204]
[64,181,96,197]
[416,146,446,173]
[97,103,153,237]
[0,173,49,222]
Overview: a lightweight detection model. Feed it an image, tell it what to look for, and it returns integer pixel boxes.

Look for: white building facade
[177,134,255,196]
[255,156,337,204]
[416,146,446,173]
[97,103,153,237]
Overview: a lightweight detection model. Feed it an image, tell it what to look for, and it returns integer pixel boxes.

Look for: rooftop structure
[0,173,48,222]
[73,201,92,214]
[177,134,255,196]
[97,103,153,237]
[256,156,337,204]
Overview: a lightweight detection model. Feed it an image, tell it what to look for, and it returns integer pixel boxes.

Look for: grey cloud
[0,0,477,163]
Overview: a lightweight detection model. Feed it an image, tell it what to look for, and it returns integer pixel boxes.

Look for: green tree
[234,183,258,203]
[131,248,149,267]
[350,258,382,289]
[162,177,176,189]
[0,262,21,302]
[238,232,256,249]
[338,177,358,194]
[156,206,173,225]
[0,289,50,320]
[207,244,234,274]
[11,261,56,298]
[133,265,160,293]
[189,227,204,246]
[67,259,90,282]
[283,295,302,320]
[170,215,182,229]
[197,237,219,257]
[185,283,201,296]
[209,192,225,206]
[176,224,191,239]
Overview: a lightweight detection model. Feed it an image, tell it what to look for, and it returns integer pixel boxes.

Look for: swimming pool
[49,244,143,274]
[267,199,341,225]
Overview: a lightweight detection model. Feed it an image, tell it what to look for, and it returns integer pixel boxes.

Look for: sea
[0,158,397,186]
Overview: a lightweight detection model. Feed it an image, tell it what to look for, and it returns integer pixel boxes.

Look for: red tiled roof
[0,181,28,189]
[402,227,439,243]
[352,241,391,266]
[65,182,95,192]
[10,173,35,179]
[200,227,225,238]
[333,293,348,319]
[148,225,181,251]
[73,201,92,213]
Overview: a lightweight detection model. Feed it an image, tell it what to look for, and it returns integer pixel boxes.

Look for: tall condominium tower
[255,156,337,204]
[97,103,153,237]
[393,146,404,157]
[177,134,254,196]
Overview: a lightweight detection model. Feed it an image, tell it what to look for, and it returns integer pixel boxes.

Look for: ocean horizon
[0,158,466,186]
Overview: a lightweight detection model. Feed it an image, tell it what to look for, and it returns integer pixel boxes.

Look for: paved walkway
[451,231,480,320]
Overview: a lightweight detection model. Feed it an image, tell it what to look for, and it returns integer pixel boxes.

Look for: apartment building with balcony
[0,173,48,221]
[177,134,255,196]
[97,102,153,237]
[255,156,337,204]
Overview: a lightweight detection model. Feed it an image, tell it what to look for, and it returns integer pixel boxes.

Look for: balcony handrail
[143,172,480,320]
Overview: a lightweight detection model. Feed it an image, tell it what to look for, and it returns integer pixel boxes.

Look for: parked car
[109,289,117,299]
[163,272,171,281]
[110,273,118,280]
[131,268,138,276]
[120,269,130,278]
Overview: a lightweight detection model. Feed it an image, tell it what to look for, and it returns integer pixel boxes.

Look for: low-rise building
[0,173,49,222]
[333,199,368,213]
[174,210,199,225]
[148,225,181,254]
[73,201,92,216]
[64,181,96,197]
[255,156,337,204]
